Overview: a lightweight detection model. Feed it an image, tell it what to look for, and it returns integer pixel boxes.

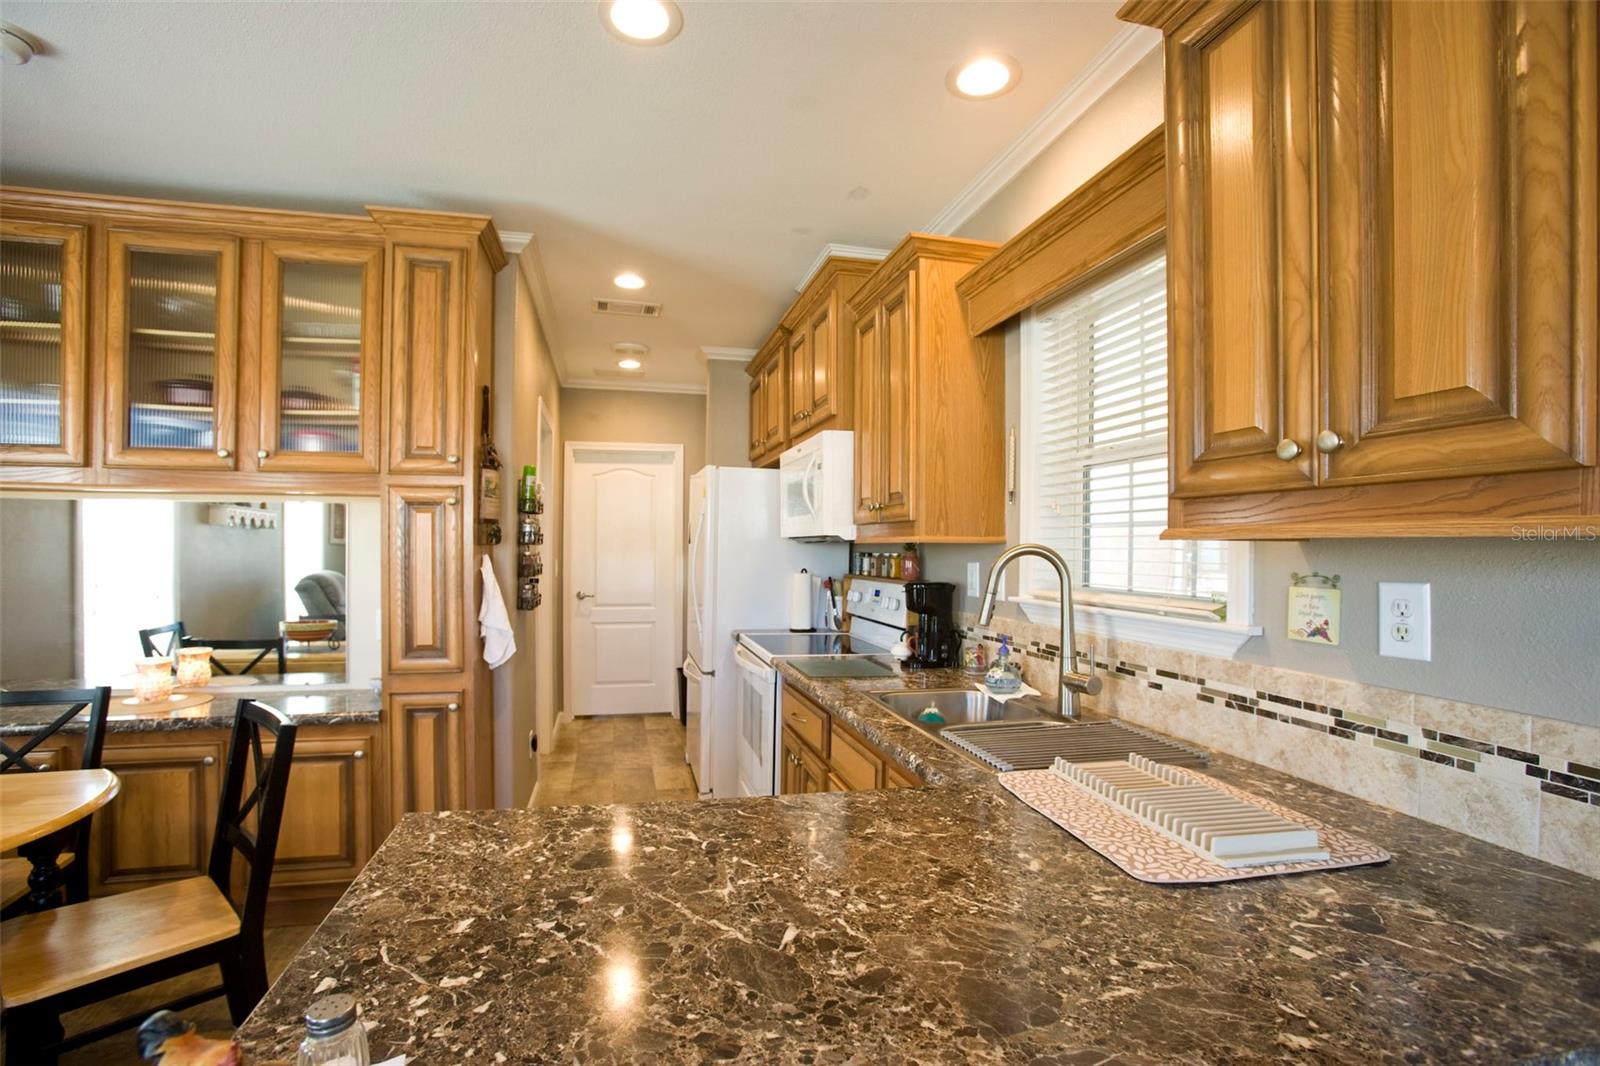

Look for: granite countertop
[235,665,1600,1064]
[0,672,380,734]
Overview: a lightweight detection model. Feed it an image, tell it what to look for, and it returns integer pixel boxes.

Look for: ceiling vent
[592,297,662,318]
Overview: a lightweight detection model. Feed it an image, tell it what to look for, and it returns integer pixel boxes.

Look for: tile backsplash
[956,612,1600,880]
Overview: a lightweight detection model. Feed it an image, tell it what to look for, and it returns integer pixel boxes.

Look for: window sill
[1014,598,1261,659]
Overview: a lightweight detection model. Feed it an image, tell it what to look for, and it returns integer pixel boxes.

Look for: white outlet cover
[1378,581,1431,661]
[967,561,981,599]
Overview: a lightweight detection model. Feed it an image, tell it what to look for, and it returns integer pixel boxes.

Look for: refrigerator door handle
[688,503,708,647]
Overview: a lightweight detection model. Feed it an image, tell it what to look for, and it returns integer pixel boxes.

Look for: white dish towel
[479,555,517,669]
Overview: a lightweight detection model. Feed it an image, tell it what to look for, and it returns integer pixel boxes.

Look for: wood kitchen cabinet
[386,244,467,477]
[1121,0,1599,537]
[267,726,377,896]
[104,229,241,471]
[849,234,1004,543]
[257,239,384,473]
[783,259,876,438]
[747,328,788,467]
[89,735,225,896]
[386,485,465,673]
[779,687,919,795]
[387,690,468,815]
[0,218,88,466]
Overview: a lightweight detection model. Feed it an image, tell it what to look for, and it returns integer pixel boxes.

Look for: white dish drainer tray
[999,756,1391,884]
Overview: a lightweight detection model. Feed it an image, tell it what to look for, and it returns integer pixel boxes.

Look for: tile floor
[530,712,699,807]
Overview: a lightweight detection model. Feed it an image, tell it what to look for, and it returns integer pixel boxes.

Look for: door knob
[576,590,595,600]
[1315,430,1344,454]
[1274,438,1302,461]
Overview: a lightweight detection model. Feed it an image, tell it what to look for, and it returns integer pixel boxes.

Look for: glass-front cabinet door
[104,230,239,468]
[0,219,88,465]
[258,241,382,472]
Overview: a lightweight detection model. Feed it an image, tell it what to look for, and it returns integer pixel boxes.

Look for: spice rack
[516,466,544,610]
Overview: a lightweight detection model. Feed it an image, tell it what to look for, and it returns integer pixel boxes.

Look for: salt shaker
[297,993,369,1066]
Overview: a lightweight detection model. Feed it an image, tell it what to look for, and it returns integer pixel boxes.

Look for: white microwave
[778,430,857,541]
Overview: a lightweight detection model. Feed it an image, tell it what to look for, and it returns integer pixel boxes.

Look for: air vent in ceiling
[592,298,662,318]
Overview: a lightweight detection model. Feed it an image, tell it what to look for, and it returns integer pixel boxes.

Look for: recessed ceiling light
[948,55,1020,99]
[613,342,648,371]
[600,0,682,45]
[613,271,647,290]
[617,357,643,371]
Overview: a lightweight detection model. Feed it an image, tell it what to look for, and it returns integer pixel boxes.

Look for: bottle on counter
[900,543,921,582]
[297,993,369,1066]
[984,636,1022,694]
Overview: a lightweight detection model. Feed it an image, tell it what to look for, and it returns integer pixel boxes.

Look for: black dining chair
[1,699,299,1061]
[0,686,113,917]
[137,621,188,658]
[181,635,288,675]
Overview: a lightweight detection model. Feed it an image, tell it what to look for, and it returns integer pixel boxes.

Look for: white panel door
[566,444,682,717]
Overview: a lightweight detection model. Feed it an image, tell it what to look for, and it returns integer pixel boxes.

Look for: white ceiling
[1,1,1132,390]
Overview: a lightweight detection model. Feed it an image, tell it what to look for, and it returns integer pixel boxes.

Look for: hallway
[530,713,698,807]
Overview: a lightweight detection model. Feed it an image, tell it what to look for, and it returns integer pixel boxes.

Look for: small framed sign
[1287,572,1340,646]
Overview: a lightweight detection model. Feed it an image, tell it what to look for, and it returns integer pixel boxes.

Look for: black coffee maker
[904,581,958,668]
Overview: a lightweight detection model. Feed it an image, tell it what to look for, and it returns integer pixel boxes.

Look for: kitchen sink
[873,688,1056,729]
[872,688,1208,771]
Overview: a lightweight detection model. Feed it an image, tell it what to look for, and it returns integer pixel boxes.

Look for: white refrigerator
[685,466,846,798]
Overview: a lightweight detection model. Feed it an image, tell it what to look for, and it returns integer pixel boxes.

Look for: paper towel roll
[789,570,814,631]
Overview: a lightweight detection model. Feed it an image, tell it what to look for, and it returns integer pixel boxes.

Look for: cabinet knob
[1315,430,1345,454]
[1274,438,1303,461]
[447,702,460,712]
[447,454,460,464]
[353,749,365,759]
[216,448,231,459]
[257,449,269,459]
[203,755,215,766]
[446,496,459,506]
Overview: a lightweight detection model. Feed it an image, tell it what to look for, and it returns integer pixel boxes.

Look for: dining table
[0,768,120,911]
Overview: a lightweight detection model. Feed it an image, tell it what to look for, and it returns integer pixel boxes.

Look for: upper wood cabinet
[387,485,465,673]
[1121,0,1599,537]
[387,244,467,476]
[785,263,871,436]
[849,235,1004,543]
[747,328,788,467]
[257,240,383,473]
[104,230,241,470]
[0,218,88,466]
[1166,0,1318,498]
[1318,0,1595,486]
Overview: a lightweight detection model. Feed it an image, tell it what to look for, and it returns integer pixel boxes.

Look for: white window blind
[1022,251,1229,620]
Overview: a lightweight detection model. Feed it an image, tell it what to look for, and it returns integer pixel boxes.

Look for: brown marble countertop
[1,673,380,734]
[235,665,1600,1064]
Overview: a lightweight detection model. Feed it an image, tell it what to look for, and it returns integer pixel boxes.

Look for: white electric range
[731,579,912,797]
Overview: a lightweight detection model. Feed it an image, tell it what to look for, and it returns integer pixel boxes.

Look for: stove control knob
[887,597,902,611]
[847,590,862,604]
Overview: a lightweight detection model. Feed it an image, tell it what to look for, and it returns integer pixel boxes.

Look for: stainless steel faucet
[977,543,1101,719]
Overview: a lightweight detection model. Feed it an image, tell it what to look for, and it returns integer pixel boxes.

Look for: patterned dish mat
[999,764,1392,884]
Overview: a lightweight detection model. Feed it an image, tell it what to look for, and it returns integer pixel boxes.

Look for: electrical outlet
[1378,582,1431,661]
[967,561,981,599]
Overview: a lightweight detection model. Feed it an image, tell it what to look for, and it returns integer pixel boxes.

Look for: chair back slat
[182,637,287,676]
[207,700,296,943]
[138,622,187,658]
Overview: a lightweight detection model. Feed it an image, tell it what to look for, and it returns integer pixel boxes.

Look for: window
[1020,250,1257,655]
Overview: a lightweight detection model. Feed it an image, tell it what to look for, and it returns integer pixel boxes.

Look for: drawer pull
[1274,438,1302,461]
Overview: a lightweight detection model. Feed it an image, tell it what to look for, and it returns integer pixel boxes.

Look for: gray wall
[0,498,77,680]
[704,359,751,468]
[175,502,285,639]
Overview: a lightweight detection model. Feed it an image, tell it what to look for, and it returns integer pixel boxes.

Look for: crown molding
[563,379,708,396]
[701,346,759,363]
[924,25,1160,236]
[498,230,532,255]
[513,235,571,385]
[794,243,891,293]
